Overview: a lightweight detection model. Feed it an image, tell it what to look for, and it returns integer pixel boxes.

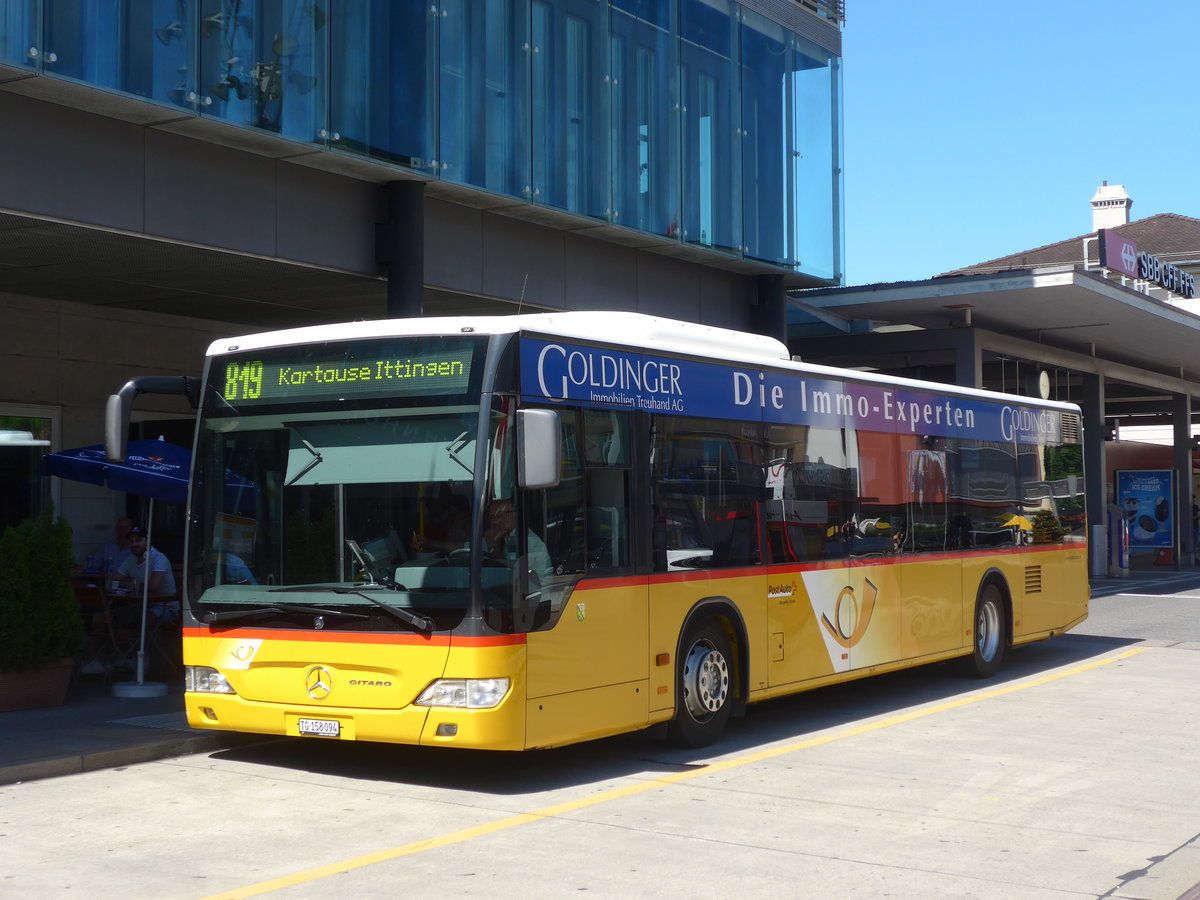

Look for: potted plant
[0,504,84,711]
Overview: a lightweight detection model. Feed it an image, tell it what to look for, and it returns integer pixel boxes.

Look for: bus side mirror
[516,409,561,489]
[105,375,200,462]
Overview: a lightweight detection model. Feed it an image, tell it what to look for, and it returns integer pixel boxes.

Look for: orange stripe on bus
[181,627,525,647]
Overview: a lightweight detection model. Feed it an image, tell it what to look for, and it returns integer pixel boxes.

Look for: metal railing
[800,0,846,23]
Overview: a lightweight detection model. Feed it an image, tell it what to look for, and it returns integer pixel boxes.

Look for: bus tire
[667,619,733,748]
[964,583,1007,678]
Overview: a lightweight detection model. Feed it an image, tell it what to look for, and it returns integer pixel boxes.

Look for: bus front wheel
[667,620,733,747]
[964,583,1007,678]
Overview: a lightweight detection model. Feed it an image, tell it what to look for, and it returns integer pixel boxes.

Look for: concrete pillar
[1172,392,1194,566]
[951,329,982,388]
[753,275,787,345]
[1079,373,1107,576]
[378,180,425,319]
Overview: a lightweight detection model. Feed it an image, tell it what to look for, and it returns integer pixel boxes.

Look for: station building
[0,0,845,555]
[790,184,1200,568]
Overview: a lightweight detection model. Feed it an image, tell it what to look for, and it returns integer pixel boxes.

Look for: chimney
[1091,181,1132,231]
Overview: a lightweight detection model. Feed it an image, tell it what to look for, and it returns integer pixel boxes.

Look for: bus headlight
[185,666,236,694]
[414,678,510,709]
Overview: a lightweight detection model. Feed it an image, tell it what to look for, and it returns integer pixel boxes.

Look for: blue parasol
[42,439,190,504]
[42,439,255,511]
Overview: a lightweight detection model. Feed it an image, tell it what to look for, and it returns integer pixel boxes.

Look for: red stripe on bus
[569,543,1074,588]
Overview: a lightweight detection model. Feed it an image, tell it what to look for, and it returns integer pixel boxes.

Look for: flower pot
[0,658,73,712]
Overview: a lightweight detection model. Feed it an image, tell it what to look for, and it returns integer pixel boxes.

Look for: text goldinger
[536,343,683,401]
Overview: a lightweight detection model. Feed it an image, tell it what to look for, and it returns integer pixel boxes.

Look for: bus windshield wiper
[202,603,369,625]
[445,431,473,476]
[284,434,324,487]
[271,585,434,633]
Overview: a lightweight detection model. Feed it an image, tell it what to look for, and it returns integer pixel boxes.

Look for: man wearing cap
[111,524,179,624]
[91,516,134,576]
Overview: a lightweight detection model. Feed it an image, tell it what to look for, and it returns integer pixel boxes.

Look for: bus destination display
[218,341,475,407]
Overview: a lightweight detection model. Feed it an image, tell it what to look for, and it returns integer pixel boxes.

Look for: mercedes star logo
[305,665,332,700]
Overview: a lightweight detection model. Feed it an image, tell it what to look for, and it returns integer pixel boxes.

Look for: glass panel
[610,0,676,235]
[330,0,435,168]
[897,436,952,553]
[610,0,667,29]
[679,0,737,252]
[1039,440,1086,542]
[653,415,765,571]
[1019,439,1086,546]
[0,412,53,532]
[790,36,838,280]
[764,422,850,562]
[539,407,586,577]
[949,438,1019,549]
[198,0,327,142]
[438,0,530,195]
[192,406,483,631]
[531,0,609,218]
[0,0,37,70]
[848,428,905,558]
[43,1,196,109]
[739,9,789,265]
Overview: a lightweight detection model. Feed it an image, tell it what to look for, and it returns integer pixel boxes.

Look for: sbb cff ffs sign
[1099,229,1196,299]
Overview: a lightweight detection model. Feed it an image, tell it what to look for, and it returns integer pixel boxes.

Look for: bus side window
[540,409,585,574]
[541,409,633,574]
[654,416,765,570]
[587,468,628,569]
[765,424,849,563]
[586,409,631,569]
[952,438,1018,549]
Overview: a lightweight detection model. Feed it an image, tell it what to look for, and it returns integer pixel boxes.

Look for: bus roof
[206,311,1080,414]
[206,312,791,364]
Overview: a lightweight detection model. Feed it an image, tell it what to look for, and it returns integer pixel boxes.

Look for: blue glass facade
[1,0,842,281]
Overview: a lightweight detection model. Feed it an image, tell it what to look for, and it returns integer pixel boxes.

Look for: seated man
[92,516,134,576]
[110,524,179,626]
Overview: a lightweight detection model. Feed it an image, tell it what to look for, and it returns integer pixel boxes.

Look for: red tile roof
[940,213,1200,277]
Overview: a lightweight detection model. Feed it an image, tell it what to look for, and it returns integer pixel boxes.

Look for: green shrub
[0,504,84,671]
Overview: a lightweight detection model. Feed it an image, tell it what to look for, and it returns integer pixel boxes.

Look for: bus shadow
[210,632,1142,794]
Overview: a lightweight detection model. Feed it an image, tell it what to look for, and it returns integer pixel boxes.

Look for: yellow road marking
[199,646,1148,900]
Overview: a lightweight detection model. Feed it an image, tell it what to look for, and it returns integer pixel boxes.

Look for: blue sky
[841,1,1200,286]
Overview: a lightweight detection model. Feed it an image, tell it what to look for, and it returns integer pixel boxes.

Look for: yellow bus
[120,312,1088,749]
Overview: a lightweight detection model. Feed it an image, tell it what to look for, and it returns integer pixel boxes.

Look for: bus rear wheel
[667,620,733,748]
[964,583,1006,678]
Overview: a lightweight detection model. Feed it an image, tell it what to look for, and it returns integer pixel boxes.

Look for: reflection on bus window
[654,416,765,570]
[764,423,849,562]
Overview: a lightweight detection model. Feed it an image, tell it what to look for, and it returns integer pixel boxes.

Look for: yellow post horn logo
[820,578,878,648]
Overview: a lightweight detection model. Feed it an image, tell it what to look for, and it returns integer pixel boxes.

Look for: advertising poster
[1114,470,1175,549]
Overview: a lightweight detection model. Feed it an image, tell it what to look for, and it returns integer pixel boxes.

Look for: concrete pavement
[0,673,264,785]
[0,562,1191,787]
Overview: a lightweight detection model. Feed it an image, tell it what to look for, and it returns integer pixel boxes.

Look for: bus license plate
[298,718,340,738]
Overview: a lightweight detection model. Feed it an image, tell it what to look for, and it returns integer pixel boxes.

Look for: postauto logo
[819,579,879,649]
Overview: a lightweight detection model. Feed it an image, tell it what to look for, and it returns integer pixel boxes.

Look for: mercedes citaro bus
[105,312,1088,750]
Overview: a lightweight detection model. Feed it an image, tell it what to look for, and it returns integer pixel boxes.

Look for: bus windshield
[188,336,495,633]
